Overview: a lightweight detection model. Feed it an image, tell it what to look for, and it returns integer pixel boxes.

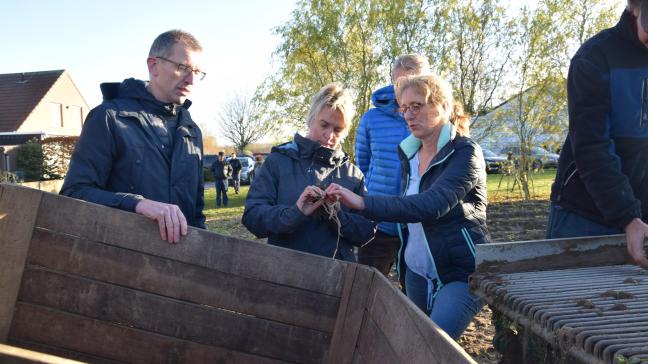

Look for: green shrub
[16,139,44,181]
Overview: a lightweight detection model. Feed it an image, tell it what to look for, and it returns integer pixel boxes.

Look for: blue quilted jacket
[355,85,410,235]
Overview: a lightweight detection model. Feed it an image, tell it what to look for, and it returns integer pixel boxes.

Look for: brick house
[0,70,89,173]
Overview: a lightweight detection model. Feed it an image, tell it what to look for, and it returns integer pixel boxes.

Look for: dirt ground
[458,199,550,364]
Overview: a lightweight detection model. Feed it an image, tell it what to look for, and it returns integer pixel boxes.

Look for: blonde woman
[242,83,375,261]
[327,74,488,339]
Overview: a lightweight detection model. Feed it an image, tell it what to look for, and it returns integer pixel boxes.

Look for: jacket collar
[619,10,648,52]
[371,84,404,120]
[274,133,348,167]
[101,78,193,114]
[399,122,456,159]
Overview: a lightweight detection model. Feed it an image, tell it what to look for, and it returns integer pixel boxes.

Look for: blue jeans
[215,179,228,207]
[546,203,622,239]
[405,267,484,340]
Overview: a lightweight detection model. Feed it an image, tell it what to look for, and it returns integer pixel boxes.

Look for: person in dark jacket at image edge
[547,0,648,270]
[60,29,207,243]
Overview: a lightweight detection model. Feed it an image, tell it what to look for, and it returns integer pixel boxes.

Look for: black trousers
[357,230,401,276]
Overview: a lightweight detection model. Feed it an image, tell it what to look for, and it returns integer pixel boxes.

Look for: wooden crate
[0,184,474,364]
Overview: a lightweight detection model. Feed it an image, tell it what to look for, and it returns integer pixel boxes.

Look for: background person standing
[211,151,231,207]
[229,152,242,194]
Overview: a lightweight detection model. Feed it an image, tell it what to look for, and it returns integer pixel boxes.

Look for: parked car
[482,149,508,174]
[499,146,559,170]
[226,156,255,185]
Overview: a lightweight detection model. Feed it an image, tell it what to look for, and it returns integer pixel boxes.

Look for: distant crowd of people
[60,0,648,348]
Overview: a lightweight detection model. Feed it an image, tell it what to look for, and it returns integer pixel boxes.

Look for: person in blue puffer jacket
[328,74,489,340]
[354,54,431,276]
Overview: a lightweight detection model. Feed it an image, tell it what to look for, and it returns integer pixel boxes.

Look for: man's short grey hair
[306,83,355,138]
[149,29,203,58]
[391,54,431,78]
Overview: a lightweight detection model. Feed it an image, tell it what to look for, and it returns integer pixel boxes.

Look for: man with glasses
[61,29,207,244]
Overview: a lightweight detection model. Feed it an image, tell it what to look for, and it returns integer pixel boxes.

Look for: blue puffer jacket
[361,124,490,287]
[355,84,410,235]
[61,78,206,228]
[242,133,376,261]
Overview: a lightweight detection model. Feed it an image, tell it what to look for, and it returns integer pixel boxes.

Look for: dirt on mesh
[457,199,550,364]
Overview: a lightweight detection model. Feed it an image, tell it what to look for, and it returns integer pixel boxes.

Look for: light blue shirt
[404,152,433,277]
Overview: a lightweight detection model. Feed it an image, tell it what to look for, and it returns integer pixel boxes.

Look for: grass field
[486,168,555,202]
[203,186,256,239]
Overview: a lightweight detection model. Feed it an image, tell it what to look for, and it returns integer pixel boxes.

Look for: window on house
[69,105,83,128]
[49,103,63,127]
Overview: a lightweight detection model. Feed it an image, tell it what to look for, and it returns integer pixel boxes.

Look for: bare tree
[439,0,514,142]
[219,92,269,153]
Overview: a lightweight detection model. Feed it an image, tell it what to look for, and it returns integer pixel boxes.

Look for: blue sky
[2,0,296,139]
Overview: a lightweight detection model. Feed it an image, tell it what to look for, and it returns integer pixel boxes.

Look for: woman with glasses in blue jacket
[326,74,489,339]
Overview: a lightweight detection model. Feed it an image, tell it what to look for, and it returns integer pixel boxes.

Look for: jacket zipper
[461,227,477,257]
[557,161,577,202]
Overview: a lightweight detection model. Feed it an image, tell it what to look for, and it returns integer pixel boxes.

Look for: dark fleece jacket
[550,11,648,228]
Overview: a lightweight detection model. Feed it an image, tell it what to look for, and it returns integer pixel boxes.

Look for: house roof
[0,70,65,132]
[0,132,45,146]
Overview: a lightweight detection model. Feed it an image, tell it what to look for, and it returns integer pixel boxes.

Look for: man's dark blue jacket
[61,78,206,228]
[551,11,648,228]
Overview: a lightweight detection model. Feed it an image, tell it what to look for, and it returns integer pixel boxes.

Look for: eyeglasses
[398,102,426,116]
[156,56,206,81]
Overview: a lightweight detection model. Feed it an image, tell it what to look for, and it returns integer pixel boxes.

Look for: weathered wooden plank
[474,235,631,274]
[323,265,374,364]
[0,184,42,342]
[35,191,346,296]
[365,273,475,364]
[10,303,289,364]
[17,266,329,364]
[27,228,339,332]
[354,315,399,364]
[9,339,122,364]
[0,343,84,364]
[351,350,364,364]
